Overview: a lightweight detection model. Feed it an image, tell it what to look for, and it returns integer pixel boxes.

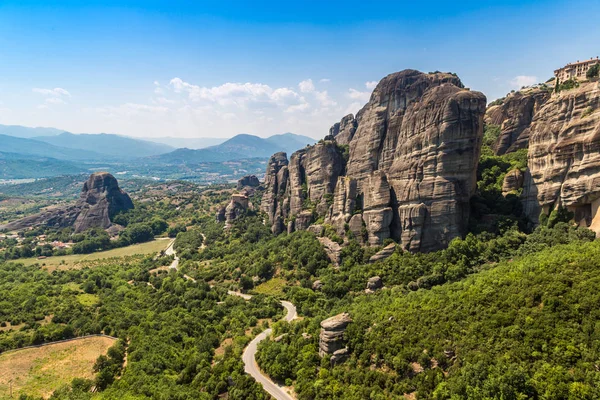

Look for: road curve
[242,300,297,400]
[169,235,298,399]
[165,239,179,270]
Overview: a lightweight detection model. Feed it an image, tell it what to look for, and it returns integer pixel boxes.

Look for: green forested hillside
[257,237,600,399]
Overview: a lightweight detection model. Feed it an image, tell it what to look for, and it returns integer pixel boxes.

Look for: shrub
[586,63,600,79]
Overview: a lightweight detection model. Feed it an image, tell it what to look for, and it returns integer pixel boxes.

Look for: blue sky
[0,0,598,139]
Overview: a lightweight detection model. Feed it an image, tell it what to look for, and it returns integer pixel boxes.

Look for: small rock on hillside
[319,312,352,357]
[237,175,260,190]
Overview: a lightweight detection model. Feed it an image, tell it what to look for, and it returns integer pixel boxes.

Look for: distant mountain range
[0,124,65,138]
[35,132,173,159]
[149,132,315,164]
[0,134,105,161]
[0,123,317,178]
[140,136,227,149]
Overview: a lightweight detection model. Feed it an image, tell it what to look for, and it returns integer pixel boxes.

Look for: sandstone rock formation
[317,237,342,266]
[260,152,289,234]
[369,243,397,263]
[261,69,486,252]
[224,194,251,227]
[522,81,600,232]
[73,172,134,233]
[366,276,383,291]
[502,169,524,196]
[319,312,352,357]
[329,114,357,146]
[330,347,350,365]
[237,175,260,190]
[485,88,550,155]
[0,172,133,233]
[216,192,253,227]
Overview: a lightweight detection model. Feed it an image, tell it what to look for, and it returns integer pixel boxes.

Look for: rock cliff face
[522,81,600,232]
[260,152,289,234]
[261,69,486,252]
[485,89,550,155]
[73,172,134,233]
[329,114,357,146]
[1,172,133,233]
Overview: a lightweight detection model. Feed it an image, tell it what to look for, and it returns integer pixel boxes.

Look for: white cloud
[169,78,308,110]
[18,77,382,140]
[33,87,71,97]
[45,97,66,105]
[298,79,315,93]
[509,75,538,89]
[365,81,378,90]
[347,88,371,102]
[315,90,337,107]
[153,97,175,105]
[319,78,331,83]
[344,102,362,116]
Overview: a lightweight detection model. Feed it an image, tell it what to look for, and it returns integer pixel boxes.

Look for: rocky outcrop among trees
[216,192,253,227]
[237,175,260,190]
[261,69,486,252]
[1,172,133,233]
[73,172,134,233]
[319,312,352,357]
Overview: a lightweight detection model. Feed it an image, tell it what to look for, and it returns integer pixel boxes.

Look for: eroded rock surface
[523,81,600,232]
[485,89,550,155]
[502,169,524,196]
[1,172,133,233]
[329,114,357,146]
[369,243,397,263]
[261,70,486,252]
[237,175,260,190]
[74,172,134,233]
[319,313,352,357]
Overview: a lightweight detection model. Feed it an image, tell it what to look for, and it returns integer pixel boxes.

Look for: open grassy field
[0,336,116,399]
[17,239,172,271]
[252,277,286,297]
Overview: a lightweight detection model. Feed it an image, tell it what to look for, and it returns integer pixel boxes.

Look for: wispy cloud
[509,75,538,89]
[33,87,71,97]
[319,78,331,83]
[33,87,70,108]
[365,81,378,90]
[347,88,371,102]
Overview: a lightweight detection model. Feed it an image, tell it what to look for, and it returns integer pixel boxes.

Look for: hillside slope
[0,152,86,179]
[0,135,105,161]
[34,132,174,158]
[0,124,64,138]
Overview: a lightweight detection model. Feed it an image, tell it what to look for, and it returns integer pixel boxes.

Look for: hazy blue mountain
[149,133,316,164]
[142,136,227,149]
[0,124,65,138]
[265,132,315,154]
[0,152,86,179]
[0,134,106,161]
[34,132,173,158]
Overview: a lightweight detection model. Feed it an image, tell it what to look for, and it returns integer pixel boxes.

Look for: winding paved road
[242,300,297,400]
[169,235,298,399]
